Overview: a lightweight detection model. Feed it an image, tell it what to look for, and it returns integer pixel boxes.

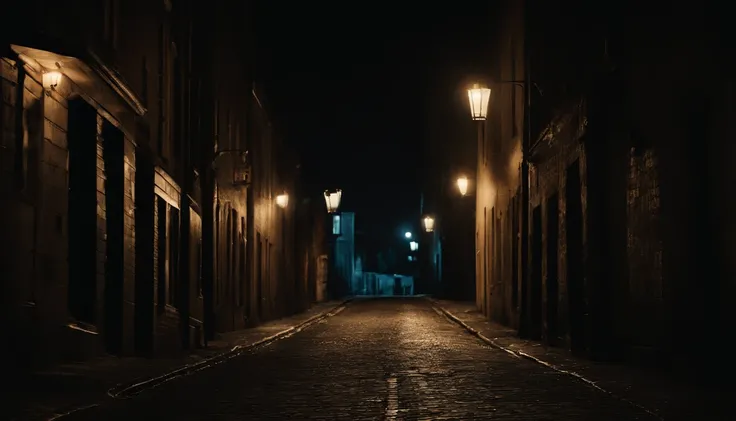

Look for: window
[13,66,27,190]
[104,0,119,49]
[196,238,203,297]
[141,56,148,107]
[162,41,177,162]
[172,42,182,158]
[332,215,341,235]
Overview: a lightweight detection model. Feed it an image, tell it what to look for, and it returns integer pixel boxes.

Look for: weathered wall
[480,0,735,371]
[475,0,524,326]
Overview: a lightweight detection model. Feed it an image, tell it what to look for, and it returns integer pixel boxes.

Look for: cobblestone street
[63,298,655,420]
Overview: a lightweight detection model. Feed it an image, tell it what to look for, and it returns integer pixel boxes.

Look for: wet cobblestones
[66,298,655,420]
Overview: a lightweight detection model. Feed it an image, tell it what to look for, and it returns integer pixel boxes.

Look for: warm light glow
[324,189,342,213]
[276,193,289,209]
[423,216,435,232]
[405,232,412,239]
[467,83,491,120]
[457,176,469,196]
[410,241,418,251]
[43,71,62,90]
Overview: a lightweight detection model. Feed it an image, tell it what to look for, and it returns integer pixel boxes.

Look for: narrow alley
[63,298,653,421]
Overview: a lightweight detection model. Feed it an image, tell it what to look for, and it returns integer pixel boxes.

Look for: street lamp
[276,192,289,209]
[324,189,342,300]
[423,216,435,233]
[467,83,491,121]
[457,176,469,196]
[42,70,62,92]
[324,189,342,214]
[404,231,412,239]
[410,241,418,251]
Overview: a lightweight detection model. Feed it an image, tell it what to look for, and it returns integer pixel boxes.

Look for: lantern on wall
[467,83,491,121]
[457,176,469,196]
[276,193,289,209]
[43,71,62,91]
[423,216,435,233]
[324,189,342,214]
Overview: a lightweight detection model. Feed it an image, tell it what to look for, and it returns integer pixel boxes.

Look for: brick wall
[529,104,588,347]
[123,137,136,354]
[475,0,524,326]
[94,114,107,337]
[152,166,183,354]
[625,149,664,349]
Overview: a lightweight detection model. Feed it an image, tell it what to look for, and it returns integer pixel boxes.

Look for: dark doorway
[546,193,560,346]
[530,205,543,340]
[240,217,248,319]
[565,159,587,355]
[134,152,155,356]
[256,232,263,321]
[156,197,168,312]
[511,195,519,321]
[483,207,488,315]
[102,121,125,354]
[67,99,98,325]
[168,207,180,308]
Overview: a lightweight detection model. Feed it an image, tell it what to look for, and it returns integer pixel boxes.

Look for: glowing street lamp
[404,231,412,239]
[276,192,289,209]
[324,189,342,214]
[409,241,418,251]
[423,216,435,233]
[43,71,62,91]
[457,176,469,196]
[467,83,491,121]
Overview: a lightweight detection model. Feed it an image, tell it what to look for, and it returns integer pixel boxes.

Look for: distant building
[333,212,355,296]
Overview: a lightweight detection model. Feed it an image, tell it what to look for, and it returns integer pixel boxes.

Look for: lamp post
[324,189,342,299]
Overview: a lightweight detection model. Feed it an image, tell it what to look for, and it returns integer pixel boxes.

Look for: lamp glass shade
[423,216,435,232]
[276,193,289,208]
[43,71,62,89]
[324,189,342,213]
[467,83,491,120]
[457,176,469,196]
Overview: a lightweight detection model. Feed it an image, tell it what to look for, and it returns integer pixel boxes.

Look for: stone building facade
[2,0,318,375]
[475,0,735,371]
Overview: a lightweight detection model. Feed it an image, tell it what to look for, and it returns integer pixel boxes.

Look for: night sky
[253,3,496,241]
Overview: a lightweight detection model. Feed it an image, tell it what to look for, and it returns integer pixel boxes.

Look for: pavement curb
[107,299,353,400]
[426,298,521,360]
[427,297,663,420]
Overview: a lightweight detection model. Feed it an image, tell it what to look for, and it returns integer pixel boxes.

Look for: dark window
[141,56,149,107]
[168,207,180,307]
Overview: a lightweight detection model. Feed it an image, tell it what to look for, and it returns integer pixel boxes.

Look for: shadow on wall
[357,272,414,296]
